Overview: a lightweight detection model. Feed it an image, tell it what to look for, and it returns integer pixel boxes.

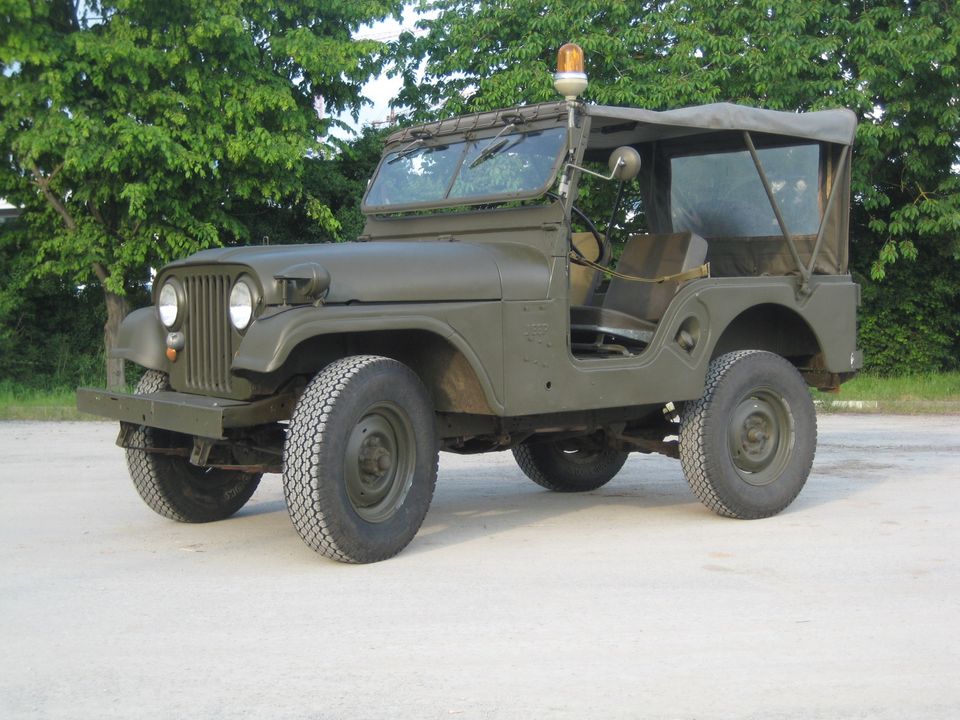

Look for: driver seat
[570,231,708,351]
[569,231,609,305]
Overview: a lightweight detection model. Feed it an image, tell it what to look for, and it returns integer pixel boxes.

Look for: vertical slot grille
[184,273,233,394]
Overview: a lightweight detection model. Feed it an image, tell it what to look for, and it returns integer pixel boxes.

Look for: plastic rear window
[671,144,821,237]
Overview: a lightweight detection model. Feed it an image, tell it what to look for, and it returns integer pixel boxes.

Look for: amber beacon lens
[556,43,585,74]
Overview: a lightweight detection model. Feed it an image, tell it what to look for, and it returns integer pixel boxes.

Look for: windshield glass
[363,126,567,212]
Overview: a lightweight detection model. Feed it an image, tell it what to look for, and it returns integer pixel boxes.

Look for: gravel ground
[1,415,958,719]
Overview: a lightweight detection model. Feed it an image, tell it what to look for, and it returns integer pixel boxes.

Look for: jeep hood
[167,241,551,303]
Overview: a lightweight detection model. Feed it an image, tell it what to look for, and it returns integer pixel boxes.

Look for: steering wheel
[546,192,607,262]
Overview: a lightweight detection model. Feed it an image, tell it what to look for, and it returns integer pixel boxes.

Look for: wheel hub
[358,435,393,480]
[728,393,792,485]
[344,403,416,523]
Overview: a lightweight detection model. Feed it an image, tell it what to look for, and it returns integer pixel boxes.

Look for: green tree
[0,214,133,390]
[395,0,960,370]
[1,0,400,388]
[237,126,392,247]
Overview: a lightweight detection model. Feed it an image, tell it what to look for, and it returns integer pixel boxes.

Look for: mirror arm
[604,180,627,248]
[558,161,619,201]
[561,158,626,184]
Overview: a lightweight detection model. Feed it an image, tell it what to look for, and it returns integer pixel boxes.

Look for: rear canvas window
[671,144,821,237]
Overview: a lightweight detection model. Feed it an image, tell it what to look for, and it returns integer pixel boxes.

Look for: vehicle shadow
[230,454,701,557]
[412,445,891,552]
[228,447,884,560]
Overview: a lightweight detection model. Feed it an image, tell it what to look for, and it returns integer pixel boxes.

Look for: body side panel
[498,275,859,416]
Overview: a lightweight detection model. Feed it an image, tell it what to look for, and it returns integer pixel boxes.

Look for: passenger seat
[570,231,708,349]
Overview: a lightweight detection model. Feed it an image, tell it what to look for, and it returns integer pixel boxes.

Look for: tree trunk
[104,287,129,390]
[31,170,133,389]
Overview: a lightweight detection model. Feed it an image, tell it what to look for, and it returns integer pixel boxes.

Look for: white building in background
[0,199,20,225]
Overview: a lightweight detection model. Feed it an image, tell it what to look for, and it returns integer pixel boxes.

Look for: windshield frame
[361,118,569,215]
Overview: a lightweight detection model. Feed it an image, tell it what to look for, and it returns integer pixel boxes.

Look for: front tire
[283,356,439,563]
[513,434,628,492]
[679,350,816,519]
[124,370,262,523]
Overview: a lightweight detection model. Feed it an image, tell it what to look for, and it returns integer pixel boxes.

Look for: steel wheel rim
[727,387,796,486]
[554,436,605,465]
[345,402,416,523]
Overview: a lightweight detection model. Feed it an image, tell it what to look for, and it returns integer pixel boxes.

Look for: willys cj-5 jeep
[78,44,862,562]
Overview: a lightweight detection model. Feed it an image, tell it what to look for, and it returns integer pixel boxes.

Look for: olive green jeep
[78,57,861,562]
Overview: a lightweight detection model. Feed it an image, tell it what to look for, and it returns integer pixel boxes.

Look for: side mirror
[558,145,642,198]
[609,146,641,182]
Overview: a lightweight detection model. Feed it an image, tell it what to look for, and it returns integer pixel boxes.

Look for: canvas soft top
[387,101,858,148]
[585,102,858,147]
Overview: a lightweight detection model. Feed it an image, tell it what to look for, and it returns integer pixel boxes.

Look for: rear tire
[679,350,816,518]
[124,370,262,523]
[513,435,628,492]
[283,356,439,563]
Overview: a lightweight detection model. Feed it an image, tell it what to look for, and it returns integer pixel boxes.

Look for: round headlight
[229,278,255,331]
[158,280,182,329]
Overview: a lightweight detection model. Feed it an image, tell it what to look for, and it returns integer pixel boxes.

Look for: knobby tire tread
[283,356,438,563]
[512,440,627,492]
[125,370,261,523]
[679,350,816,519]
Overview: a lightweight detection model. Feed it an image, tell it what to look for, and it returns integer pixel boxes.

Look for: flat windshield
[363,126,567,212]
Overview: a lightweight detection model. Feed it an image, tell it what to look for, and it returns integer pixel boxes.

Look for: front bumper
[76,388,294,439]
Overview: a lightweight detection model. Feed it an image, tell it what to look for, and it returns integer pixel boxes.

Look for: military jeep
[78,51,861,563]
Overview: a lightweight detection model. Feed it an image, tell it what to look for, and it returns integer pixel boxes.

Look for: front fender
[232,302,505,413]
[111,306,168,372]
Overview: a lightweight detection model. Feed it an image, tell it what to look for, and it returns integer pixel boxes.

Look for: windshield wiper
[469,123,518,169]
[387,138,425,164]
[387,129,436,165]
[469,137,511,168]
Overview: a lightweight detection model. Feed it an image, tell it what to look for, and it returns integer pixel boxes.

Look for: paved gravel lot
[2,415,958,719]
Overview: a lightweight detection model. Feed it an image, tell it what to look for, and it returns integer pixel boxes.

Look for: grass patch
[814,372,960,414]
[0,383,96,421]
[830,372,960,401]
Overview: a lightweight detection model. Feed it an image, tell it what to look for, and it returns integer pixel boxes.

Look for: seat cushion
[604,232,708,322]
[570,306,657,345]
[569,232,604,305]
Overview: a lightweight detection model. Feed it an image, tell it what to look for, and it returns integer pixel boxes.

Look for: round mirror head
[608,146,642,182]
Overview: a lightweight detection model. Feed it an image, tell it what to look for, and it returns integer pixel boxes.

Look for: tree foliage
[0,216,131,390]
[228,126,390,247]
[855,252,960,374]
[0,0,400,386]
